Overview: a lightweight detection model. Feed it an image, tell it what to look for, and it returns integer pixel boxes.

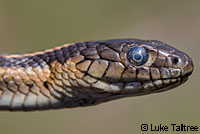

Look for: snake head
[79,39,194,103]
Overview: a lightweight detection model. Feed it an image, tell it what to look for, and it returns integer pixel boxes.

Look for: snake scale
[0,39,193,111]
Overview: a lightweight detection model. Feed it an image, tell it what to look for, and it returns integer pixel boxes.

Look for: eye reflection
[127,46,148,66]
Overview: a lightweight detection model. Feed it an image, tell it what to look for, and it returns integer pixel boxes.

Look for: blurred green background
[0,0,199,134]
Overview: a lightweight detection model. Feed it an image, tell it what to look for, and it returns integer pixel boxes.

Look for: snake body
[0,39,193,111]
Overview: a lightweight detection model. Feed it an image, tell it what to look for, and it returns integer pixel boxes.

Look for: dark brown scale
[46,52,56,63]
[41,53,50,63]
[60,46,69,53]
[85,41,99,48]
[20,63,29,68]
[104,41,123,52]
[81,48,97,56]
[99,49,120,62]
[27,60,37,66]
[54,49,63,55]
[37,54,46,60]
[68,45,77,52]
[75,42,87,51]
[54,49,64,64]
[96,44,108,52]
[31,56,41,62]
[56,56,65,64]
[0,57,8,66]
[70,51,79,57]
[62,51,70,60]
[46,51,55,57]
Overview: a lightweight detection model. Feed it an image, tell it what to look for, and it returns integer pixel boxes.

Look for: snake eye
[127,46,148,66]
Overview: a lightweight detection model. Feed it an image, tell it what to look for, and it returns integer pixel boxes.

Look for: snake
[0,39,193,111]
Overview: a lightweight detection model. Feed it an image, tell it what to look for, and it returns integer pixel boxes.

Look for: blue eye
[127,46,148,66]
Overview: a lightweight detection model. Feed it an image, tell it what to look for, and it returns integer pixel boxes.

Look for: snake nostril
[172,57,179,65]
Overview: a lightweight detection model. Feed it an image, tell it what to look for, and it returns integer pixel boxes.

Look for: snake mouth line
[107,75,190,101]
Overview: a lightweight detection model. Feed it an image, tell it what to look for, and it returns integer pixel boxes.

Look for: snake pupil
[133,53,142,61]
